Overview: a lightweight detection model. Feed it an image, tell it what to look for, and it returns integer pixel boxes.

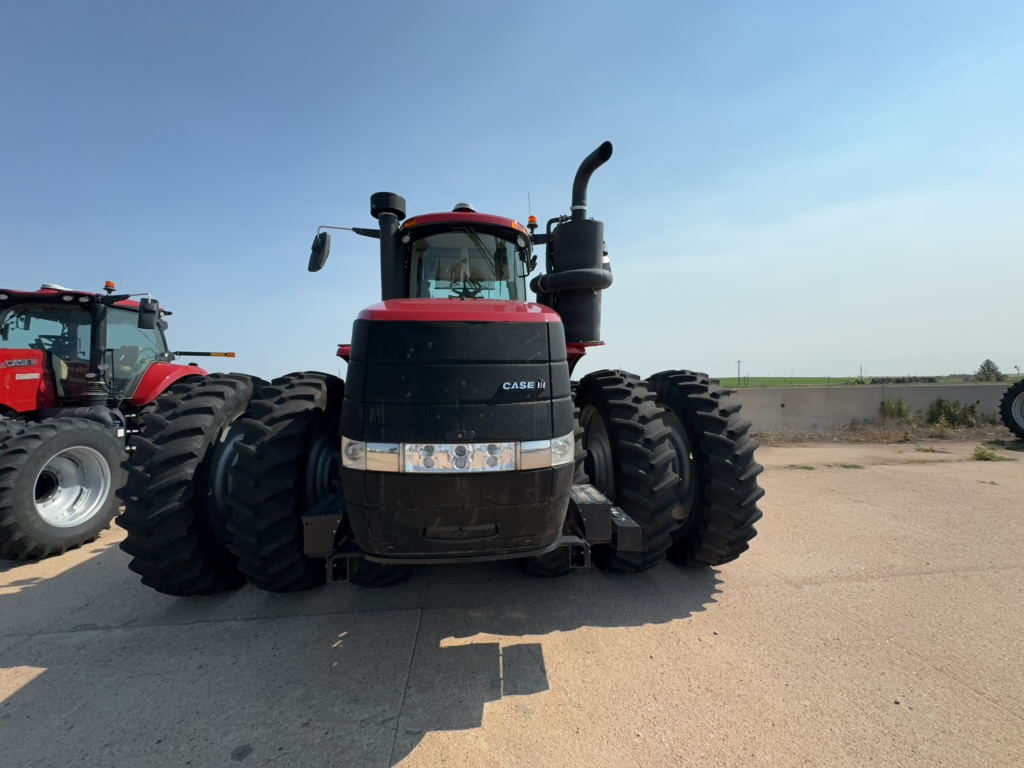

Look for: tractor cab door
[104,307,170,399]
[0,303,91,403]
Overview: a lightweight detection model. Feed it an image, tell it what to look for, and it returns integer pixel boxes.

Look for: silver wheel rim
[34,445,112,528]
[580,404,616,500]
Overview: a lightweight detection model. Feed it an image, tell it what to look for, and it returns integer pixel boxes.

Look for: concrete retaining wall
[730,384,1006,433]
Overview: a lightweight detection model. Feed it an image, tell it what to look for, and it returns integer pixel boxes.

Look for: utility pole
[736,359,742,386]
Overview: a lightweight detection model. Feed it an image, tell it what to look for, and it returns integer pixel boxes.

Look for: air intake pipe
[371,192,407,300]
[532,142,614,343]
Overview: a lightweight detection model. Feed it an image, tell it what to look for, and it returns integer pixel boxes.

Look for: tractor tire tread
[116,373,260,595]
[648,370,764,567]
[225,372,340,593]
[578,369,679,573]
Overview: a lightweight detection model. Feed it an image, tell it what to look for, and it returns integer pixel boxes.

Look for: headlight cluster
[341,434,574,473]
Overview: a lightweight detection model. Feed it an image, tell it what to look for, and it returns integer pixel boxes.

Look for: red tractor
[0,282,232,559]
[118,143,764,595]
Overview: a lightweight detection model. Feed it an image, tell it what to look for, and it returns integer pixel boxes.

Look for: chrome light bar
[341,434,574,473]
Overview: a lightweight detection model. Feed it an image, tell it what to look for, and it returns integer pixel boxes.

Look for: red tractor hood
[336,300,562,362]
[355,299,560,324]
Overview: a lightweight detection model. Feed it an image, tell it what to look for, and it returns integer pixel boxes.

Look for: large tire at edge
[999,379,1024,440]
[576,370,679,572]
[117,373,261,595]
[0,418,126,560]
[647,370,764,566]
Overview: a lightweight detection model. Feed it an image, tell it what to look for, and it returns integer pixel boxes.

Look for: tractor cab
[399,211,532,301]
[0,284,169,409]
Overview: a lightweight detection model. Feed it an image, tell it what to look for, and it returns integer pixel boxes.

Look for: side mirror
[137,298,159,330]
[308,232,331,272]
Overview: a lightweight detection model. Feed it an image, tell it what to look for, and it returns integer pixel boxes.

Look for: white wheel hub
[33,446,112,528]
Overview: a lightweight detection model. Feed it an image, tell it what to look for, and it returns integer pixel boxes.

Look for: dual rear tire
[118,371,409,595]
[117,373,260,595]
[224,371,412,591]
[647,370,764,566]
[523,368,765,576]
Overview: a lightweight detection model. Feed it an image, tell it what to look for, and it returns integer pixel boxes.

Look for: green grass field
[717,377,843,388]
[715,375,1024,388]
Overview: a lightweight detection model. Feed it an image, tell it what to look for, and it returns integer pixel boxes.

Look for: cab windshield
[408,228,529,300]
[0,304,91,359]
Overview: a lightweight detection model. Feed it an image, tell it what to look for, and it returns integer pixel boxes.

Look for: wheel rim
[209,424,245,512]
[662,411,697,522]
[33,446,112,528]
[580,404,616,500]
[208,422,246,543]
[1013,392,1024,428]
[304,427,339,505]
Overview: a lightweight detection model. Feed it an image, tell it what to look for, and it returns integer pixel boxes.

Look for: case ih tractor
[118,142,764,595]
[0,283,229,560]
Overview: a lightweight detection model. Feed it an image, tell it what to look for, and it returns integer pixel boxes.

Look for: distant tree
[975,359,1005,382]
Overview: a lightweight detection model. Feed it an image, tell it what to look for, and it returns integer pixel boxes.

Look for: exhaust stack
[531,142,614,343]
[570,141,613,221]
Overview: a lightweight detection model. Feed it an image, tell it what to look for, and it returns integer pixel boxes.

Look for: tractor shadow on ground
[1,541,722,768]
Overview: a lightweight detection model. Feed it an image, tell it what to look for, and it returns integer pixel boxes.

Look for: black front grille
[342,319,572,442]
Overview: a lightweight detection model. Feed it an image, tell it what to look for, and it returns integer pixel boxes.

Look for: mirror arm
[317,225,380,240]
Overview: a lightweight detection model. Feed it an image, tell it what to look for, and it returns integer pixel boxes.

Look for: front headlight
[341,437,366,469]
[550,434,575,466]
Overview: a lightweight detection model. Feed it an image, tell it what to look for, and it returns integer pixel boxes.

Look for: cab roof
[0,286,145,311]
[401,211,529,237]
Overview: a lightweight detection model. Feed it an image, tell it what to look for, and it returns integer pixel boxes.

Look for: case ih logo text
[502,380,546,391]
[5,359,34,367]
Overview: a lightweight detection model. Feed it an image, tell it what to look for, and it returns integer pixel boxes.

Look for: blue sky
[2,0,1021,382]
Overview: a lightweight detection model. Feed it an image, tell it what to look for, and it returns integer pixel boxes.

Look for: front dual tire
[224,371,414,590]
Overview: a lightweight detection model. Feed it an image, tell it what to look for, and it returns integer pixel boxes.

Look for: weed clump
[927,397,978,428]
[972,445,1014,462]
[879,398,918,425]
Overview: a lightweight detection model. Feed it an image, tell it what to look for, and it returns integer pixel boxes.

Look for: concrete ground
[1,441,1021,767]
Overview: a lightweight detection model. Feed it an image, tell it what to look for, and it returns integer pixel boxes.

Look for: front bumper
[340,465,574,557]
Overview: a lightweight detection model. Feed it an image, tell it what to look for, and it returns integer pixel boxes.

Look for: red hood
[356,299,560,323]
